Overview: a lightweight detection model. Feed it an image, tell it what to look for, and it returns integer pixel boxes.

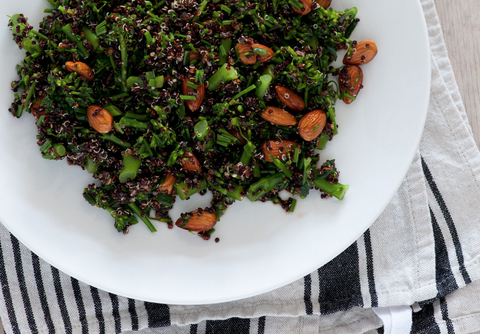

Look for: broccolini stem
[127,202,157,232]
[313,178,349,200]
[317,133,329,150]
[100,133,130,148]
[119,33,128,92]
[81,27,100,50]
[46,0,59,6]
[247,173,285,201]
[239,141,255,165]
[207,64,238,91]
[119,154,141,183]
[23,81,37,116]
[219,38,232,65]
[227,185,243,201]
[175,179,207,200]
[255,74,272,100]
[118,117,149,129]
[61,24,89,58]
[229,84,256,104]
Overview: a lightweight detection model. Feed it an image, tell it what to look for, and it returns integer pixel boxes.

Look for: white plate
[0,0,430,304]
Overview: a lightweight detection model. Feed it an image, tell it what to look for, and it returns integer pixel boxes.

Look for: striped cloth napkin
[2,0,480,332]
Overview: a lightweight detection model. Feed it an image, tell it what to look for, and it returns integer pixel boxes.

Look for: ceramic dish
[0,0,430,304]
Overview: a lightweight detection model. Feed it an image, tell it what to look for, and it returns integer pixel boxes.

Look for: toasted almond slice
[298,110,326,141]
[343,40,378,65]
[176,210,217,232]
[236,43,274,65]
[87,106,113,133]
[261,106,297,126]
[262,140,300,162]
[291,0,313,15]
[65,61,95,81]
[160,173,177,195]
[338,65,363,104]
[275,86,305,112]
[181,79,205,112]
[181,151,202,172]
[316,0,331,8]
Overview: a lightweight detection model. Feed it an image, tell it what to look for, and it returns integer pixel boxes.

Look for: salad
[7,0,376,239]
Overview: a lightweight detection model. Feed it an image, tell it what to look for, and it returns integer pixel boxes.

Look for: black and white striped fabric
[2,0,480,333]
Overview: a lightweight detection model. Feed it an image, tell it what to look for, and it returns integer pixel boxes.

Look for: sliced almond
[262,140,300,162]
[31,97,46,121]
[175,210,217,232]
[87,106,113,133]
[275,86,305,112]
[291,0,312,15]
[298,110,326,141]
[160,173,177,195]
[65,61,95,81]
[338,65,363,104]
[343,40,378,65]
[236,43,274,65]
[189,50,199,61]
[316,0,332,8]
[181,151,202,172]
[181,79,205,112]
[228,129,247,145]
[261,106,297,126]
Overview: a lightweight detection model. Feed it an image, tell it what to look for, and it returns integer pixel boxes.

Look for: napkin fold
[2,0,480,332]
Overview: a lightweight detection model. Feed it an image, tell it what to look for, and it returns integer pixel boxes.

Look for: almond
[262,140,300,162]
[189,51,199,61]
[237,43,274,65]
[181,79,205,112]
[65,61,95,81]
[181,151,202,172]
[275,86,305,112]
[261,106,297,126]
[316,0,331,8]
[87,106,113,133]
[343,40,378,65]
[338,65,363,104]
[298,110,327,141]
[175,210,217,232]
[160,173,177,195]
[228,129,247,145]
[31,98,46,121]
[291,0,312,15]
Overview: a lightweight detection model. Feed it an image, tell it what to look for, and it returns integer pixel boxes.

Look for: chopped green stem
[317,133,330,150]
[255,74,272,100]
[207,64,238,91]
[227,185,243,201]
[103,105,123,117]
[127,202,157,232]
[229,84,256,103]
[24,81,37,113]
[124,112,150,121]
[180,95,197,100]
[119,154,141,183]
[119,33,128,92]
[219,38,232,65]
[240,141,255,165]
[61,24,89,58]
[101,133,131,148]
[53,144,66,156]
[119,117,149,129]
[81,27,99,50]
[269,155,292,178]
[313,178,349,200]
[247,173,285,201]
[175,179,207,200]
[289,198,297,212]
